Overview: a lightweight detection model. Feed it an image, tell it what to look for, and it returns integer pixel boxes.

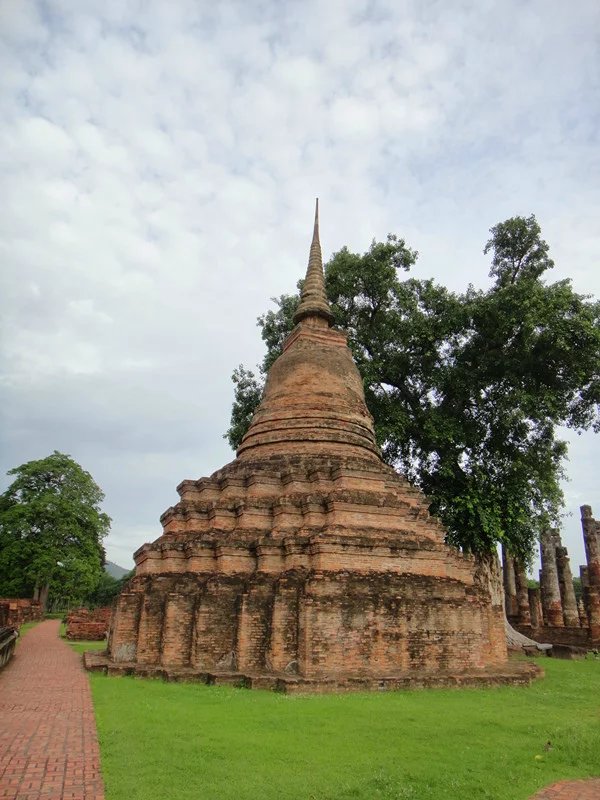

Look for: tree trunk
[39,583,49,612]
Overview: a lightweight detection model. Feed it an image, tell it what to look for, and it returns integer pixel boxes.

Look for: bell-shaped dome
[237,201,380,462]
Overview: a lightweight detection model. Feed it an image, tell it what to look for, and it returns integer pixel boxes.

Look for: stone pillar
[580,566,591,627]
[501,544,518,617]
[577,597,588,628]
[539,530,564,627]
[514,561,531,625]
[528,587,542,628]
[581,505,600,641]
[555,545,579,627]
[538,569,545,623]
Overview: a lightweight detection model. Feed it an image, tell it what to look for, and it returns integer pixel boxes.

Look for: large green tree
[226,217,600,559]
[0,451,111,609]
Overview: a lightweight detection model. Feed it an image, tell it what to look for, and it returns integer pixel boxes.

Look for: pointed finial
[293,198,334,326]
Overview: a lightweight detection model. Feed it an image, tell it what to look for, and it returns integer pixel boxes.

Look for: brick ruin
[504,506,600,649]
[89,202,539,691]
[66,607,112,640]
[0,598,43,629]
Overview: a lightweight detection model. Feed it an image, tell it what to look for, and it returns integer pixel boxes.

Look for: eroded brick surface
[66,608,111,641]
[0,599,43,629]
[0,619,104,800]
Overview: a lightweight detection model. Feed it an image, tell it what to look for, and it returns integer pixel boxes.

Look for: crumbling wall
[0,599,43,628]
[66,607,112,640]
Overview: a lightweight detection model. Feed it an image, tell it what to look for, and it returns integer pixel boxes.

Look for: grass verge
[69,640,106,654]
[91,657,600,800]
[17,621,40,640]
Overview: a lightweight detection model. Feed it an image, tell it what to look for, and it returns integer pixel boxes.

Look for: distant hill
[105,561,130,579]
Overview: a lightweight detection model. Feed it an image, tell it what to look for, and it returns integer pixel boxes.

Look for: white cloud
[0,0,598,569]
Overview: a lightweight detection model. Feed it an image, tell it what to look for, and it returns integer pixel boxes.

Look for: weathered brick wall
[0,599,43,628]
[108,553,506,683]
[66,607,111,640]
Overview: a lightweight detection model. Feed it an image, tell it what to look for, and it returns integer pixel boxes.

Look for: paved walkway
[0,620,104,800]
[529,779,600,799]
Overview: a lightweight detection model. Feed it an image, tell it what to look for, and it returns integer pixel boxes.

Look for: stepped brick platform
[86,648,540,692]
[102,202,533,691]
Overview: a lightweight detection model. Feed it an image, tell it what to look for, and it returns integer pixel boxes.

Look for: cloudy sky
[1,0,598,573]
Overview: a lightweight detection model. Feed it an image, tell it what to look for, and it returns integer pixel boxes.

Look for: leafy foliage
[85,569,134,608]
[0,451,111,607]
[225,366,265,451]
[226,219,600,557]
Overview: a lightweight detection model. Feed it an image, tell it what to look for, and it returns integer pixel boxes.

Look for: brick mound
[106,452,510,685]
[66,607,111,640]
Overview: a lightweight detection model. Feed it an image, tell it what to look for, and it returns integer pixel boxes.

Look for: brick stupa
[96,203,538,691]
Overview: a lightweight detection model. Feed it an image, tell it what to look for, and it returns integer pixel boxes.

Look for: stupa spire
[293,199,335,326]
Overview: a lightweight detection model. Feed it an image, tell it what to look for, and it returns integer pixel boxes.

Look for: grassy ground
[70,640,106,654]
[91,657,600,800]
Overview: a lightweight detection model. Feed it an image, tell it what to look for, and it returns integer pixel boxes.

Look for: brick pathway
[529,779,600,799]
[0,619,104,800]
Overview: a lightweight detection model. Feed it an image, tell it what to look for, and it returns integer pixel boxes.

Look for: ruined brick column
[555,545,579,627]
[501,544,518,618]
[577,597,588,627]
[514,561,531,625]
[528,587,542,628]
[580,566,590,627]
[539,530,564,627]
[581,506,600,641]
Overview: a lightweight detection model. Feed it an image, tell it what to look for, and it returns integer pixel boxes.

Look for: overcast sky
[1,0,598,574]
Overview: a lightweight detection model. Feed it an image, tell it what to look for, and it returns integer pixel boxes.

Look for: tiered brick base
[104,454,518,689]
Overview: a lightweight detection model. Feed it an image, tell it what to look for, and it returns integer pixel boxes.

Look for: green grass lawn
[91,657,600,800]
[69,639,106,654]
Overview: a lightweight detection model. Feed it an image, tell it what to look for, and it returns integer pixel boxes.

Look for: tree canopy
[0,451,111,609]
[226,216,600,559]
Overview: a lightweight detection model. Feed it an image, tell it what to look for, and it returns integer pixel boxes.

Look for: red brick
[0,620,104,800]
